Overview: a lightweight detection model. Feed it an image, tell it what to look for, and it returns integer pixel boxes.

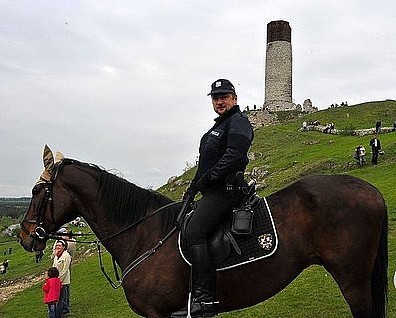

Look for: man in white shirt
[53,240,71,317]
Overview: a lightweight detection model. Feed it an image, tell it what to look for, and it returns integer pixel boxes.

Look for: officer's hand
[182,187,197,202]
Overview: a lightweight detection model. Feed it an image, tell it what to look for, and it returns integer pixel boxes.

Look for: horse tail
[371,205,388,318]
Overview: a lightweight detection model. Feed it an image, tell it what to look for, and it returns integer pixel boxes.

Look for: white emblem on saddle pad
[258,234,273,250]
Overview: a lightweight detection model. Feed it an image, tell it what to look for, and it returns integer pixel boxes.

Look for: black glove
[177,186,197,228]
[182,185,197,202]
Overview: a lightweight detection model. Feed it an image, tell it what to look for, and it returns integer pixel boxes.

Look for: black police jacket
[190,105,253,193]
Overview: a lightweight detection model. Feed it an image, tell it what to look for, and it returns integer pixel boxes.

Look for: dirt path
[0,273,47,303]
[0,250,93,305]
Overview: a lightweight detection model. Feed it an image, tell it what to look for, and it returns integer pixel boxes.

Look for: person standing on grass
[375,119,382,134]
[53,240,71,317]
[369,135,381,165]
[52,227,76,314]
[354,144,366,166]
[43,267,62,318]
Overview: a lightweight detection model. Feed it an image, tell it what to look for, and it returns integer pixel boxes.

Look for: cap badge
[215,81,222,87]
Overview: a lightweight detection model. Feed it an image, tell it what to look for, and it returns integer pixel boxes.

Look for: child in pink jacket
[42,267,62,318]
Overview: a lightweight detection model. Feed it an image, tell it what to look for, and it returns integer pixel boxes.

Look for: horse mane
[58,159,179,231]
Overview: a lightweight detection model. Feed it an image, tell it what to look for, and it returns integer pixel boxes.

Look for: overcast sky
[1,0,395,197]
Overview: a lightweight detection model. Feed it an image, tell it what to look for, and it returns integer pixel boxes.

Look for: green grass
[222,266,351,317]
[0,253,133,318]
[0,239,51,283]
[1,100,396,317]
[0,226,98,285]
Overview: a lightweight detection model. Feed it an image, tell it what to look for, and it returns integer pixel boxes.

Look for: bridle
[20,181,59,241]
[20,165,183,289]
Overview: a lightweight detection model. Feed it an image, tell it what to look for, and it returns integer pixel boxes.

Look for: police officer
[172,79,254,318]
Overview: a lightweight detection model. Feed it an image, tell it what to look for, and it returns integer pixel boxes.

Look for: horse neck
[59,162,174,265]
[89,195,173,269]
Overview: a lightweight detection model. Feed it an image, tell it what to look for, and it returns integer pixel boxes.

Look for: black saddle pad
[178,197,278,271]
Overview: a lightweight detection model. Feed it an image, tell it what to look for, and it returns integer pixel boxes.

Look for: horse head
[19,145,77,252]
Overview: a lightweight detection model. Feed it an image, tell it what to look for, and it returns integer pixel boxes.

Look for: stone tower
[264,20,294,111]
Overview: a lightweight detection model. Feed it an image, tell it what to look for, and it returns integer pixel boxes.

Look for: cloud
[0,0,395,196]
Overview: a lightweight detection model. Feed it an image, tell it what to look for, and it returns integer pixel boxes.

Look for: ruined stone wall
[247,109,278,130]
[302,99,318,113]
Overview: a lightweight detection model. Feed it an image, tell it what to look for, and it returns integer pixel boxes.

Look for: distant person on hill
[354,144,366,166]
[302,121,308,131]
[375,120,382,134]
[369,135,381,165]
[35,250,44,263]
[0,260,9,274]
[42,267,62,318]
[324,123,332,134]
[53,240,71,317]
[392,121,396,132]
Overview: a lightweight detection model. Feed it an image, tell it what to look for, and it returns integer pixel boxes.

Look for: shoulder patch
[210,130,220,137]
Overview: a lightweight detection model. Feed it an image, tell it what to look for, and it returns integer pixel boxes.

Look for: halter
[20,181,60,241]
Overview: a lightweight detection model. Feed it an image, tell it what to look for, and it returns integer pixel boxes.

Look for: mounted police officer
[172,79,254,318]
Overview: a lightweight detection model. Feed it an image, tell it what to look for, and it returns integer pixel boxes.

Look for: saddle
[178,184,278,271]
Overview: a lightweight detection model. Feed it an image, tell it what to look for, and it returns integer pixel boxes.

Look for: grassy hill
[1,100,395,317]
[160,99,396,202]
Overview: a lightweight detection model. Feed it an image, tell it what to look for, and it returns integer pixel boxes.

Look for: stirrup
[171,292,218,318]
[190,297,218,318]
[200,300,219,306]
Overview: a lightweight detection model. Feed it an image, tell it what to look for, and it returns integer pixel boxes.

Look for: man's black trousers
[185,187,235,247]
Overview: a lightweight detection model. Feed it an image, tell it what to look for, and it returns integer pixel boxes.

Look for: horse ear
[55,151,65,163]
[43,145,55,172]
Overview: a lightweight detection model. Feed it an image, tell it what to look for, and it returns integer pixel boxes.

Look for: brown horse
[19,146,388,318]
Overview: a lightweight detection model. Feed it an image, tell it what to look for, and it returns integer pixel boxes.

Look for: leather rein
[21,178,182,289]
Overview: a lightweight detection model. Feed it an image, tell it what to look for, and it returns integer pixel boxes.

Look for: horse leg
[325,259,373,318]
[322,249,375,318]
[333,218,388,318]
[319,232,378,317]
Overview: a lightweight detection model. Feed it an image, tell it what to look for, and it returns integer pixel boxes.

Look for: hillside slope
[159,100,396,209]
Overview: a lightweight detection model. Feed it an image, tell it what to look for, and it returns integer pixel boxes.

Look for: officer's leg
[172,189,233,318]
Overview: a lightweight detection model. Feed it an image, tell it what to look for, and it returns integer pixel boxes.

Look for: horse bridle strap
[21,182,59,240]
[94,201,180,243]
[97,225,178,289]
[95,201,182,289]
[120,226,177,283]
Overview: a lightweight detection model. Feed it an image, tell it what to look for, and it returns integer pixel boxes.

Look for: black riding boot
[171,244,217,318]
